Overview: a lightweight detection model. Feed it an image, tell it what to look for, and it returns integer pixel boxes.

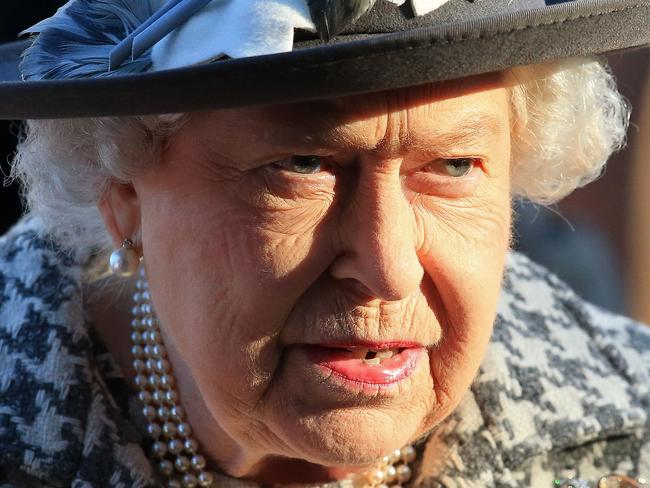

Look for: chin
[274,406,425,467]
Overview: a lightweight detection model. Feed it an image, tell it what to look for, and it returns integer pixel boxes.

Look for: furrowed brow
[252,111,507,157]
[424,114,505,150]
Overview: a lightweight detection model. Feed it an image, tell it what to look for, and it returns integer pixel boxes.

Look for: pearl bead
[177,422,192,437]
[131,345,145,358]
[144,317,156,328]
[158,406,170,421]
[170,405,185,421]
[197,471,214,487]
[109,245,140,276]
[148,374,161,388]
[165,390,179,404]
[133,292,142,303]
[152,345,168,359]
[143,345,153,357]
[396,464,412,483]
[141,303,152,314]
[160,374,175,388]
[156,359,171,374]
[152,390,165,405]
[147,423,162,439]
[133,359,146,373]
[182,473,198,487]
[174,455,191,472]
[384,465,397,483]
[148,330,161,344]
[401,445,416,463]
[163,422,178,438]
[130,331,143,344]
[134,374,148,388]
[191,455,206,470]
[168,480,182,488]
[142,405,157,420]
[168,438,183,455]
[388,449,402,464]
[368,469,386,484]
[152,441,168,458]
[136,279,147,290]
[132,305,144,317]
[131,318,143,330]
[146,358,159,373]
[184,439,199,454]
[142,290,151,301]
[138,390,153,404]
[158,459,174,476]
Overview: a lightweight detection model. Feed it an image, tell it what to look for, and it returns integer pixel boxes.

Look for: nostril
[339,278,377,302]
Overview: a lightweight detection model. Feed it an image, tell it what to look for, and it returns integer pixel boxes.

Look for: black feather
[307,0,377,41]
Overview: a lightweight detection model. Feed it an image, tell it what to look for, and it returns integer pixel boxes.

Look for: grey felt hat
[0,0,648,120]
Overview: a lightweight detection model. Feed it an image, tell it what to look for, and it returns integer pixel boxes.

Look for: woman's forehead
[173,75,510,164]
[214,71,508,122]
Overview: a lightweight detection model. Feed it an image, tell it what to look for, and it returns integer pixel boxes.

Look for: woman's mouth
[304,344,424,385]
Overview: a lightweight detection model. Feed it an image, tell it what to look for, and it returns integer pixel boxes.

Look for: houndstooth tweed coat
[1,217,649,488]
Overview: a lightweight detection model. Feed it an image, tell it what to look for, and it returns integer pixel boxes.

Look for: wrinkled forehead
[207,71,507,120]
[170,72,511,162]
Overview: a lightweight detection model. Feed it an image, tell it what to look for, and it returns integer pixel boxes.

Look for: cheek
[137,173,339,403]
[415,181,511,425]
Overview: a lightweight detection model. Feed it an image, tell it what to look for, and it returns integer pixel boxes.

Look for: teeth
[350,349,369,359]
[363,358,381,365]
[341,347,401,363]
[375,350,396,359]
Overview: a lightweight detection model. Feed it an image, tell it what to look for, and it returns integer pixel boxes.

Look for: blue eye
[275,155,323,174]
[442,158,475,177]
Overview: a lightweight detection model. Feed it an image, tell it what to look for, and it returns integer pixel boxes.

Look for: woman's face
[120,77,512,480]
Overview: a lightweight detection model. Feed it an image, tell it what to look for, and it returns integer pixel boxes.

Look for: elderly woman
[0,0,649,487]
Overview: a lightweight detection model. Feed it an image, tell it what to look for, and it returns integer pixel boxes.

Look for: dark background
[1,1,63,233]
[1,2,650,320]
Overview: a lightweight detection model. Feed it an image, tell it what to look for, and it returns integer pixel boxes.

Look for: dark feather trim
[20,0,163,80]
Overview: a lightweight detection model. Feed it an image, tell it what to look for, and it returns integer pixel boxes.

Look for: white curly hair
[10,56,629,258]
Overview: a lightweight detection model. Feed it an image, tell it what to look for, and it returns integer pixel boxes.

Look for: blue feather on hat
[20,0,163,80]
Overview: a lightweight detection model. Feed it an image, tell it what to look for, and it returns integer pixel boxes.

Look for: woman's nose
[329,162,423,302]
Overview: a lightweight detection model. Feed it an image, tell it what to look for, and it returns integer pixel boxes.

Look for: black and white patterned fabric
[1,217,648,488]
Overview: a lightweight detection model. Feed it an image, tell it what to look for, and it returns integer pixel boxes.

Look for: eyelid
[414,157,482,176]
[272,155,335,172]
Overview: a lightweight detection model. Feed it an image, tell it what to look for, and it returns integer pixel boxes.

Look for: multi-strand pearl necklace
[130,268,417,488]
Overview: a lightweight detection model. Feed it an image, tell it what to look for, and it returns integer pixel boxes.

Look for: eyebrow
[427,114,505,148]
[305,112,507,156]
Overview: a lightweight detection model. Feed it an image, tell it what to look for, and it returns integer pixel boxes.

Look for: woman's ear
[98,181,141,250]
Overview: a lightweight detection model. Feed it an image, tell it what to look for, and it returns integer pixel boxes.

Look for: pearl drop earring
[109,238,140,277]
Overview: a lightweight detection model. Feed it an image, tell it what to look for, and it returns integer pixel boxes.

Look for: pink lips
[304,344,424,385]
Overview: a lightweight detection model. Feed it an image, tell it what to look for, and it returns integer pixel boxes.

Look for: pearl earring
[109,238,140,277]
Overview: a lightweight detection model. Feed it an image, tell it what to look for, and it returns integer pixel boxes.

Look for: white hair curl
[9,57,629,257]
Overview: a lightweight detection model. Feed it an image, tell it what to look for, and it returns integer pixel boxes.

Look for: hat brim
[0,0,648,120]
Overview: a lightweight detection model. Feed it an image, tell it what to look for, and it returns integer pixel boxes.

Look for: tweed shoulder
[0,218,156,487]
[0,217,649,488]
[411,253,650,488]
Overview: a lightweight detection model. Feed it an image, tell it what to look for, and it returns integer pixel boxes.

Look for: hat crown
[20,0,463,80]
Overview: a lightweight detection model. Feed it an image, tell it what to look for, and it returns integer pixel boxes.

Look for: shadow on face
[107,73,514,483]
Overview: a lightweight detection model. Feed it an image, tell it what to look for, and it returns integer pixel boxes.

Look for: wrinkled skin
[97,75,512,484]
